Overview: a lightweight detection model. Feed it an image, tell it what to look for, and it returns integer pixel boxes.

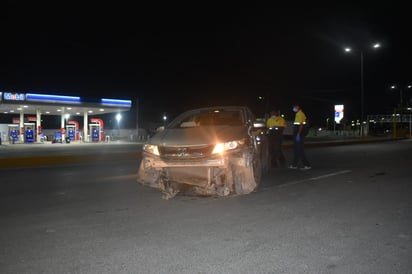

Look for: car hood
[149,126,247,146]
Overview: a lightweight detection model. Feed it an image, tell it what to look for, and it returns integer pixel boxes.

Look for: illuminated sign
[26,93,81,104]
[101,98,132,108]
[334,104,344,124]
[3,92,25,101]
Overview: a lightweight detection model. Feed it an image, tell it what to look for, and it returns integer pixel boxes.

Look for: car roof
[182,106,250,112]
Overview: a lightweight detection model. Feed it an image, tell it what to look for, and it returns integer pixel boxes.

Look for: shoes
[300,166,312,170]
[288,165,298,169]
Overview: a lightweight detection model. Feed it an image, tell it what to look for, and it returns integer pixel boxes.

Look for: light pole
[344,42,381,136]
[64,113,70,124]
[64,113,70,137]
[390,84,412,136]
[258,95,267,119]
[408,107,412,138]
[390,84,412,109]
[326,117,329,130]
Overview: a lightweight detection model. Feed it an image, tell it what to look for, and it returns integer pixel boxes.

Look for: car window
[174,109,243,128]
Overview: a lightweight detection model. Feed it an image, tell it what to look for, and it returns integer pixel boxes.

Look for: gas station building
[0,91,132,143]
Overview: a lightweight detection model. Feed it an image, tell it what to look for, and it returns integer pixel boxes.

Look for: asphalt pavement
[0,135,402,168]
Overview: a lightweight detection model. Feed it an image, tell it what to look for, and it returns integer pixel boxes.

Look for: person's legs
[272,134,282,167]
[274,134,285,167]
[300,136,310,167]
[291,135,299,167]
[279,144,286,167]
[268,134,278,167]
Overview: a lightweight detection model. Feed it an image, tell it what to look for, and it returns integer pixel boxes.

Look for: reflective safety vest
[293,110,307,125]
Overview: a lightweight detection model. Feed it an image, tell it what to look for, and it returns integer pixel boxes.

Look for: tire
[233,154,262,195]
[136,160,161,187]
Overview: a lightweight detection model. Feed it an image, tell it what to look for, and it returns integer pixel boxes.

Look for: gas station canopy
[0,91,132,143]
[0,91,132,116]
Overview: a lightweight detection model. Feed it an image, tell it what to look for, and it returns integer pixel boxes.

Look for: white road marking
[278,170,352,188]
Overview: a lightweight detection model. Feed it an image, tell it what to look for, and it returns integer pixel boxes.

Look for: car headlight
[212,140,244,155]
[143,144,160,156]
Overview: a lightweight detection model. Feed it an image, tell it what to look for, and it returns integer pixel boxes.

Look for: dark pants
[268,131,285,167]
[292,134,310,167]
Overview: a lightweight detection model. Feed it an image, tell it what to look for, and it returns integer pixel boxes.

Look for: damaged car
[137,106,269,199]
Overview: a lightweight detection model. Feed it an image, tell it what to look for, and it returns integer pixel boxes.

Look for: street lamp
[390,84,412,136]
[163,114,167,127]
[344,42,381,136]
[390,84,412,109]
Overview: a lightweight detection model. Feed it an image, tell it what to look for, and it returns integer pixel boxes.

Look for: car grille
[159,145,214,160]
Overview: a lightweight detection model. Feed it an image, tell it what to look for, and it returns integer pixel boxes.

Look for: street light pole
[344,42,381,137]
[391,84,411,109]
[360,49,364,136]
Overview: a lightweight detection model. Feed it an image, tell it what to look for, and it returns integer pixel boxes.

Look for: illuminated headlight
[143,144,160,156]
[212,140,244,155]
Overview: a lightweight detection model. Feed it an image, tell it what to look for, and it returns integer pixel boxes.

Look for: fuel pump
[24,123,35,143]
[89,123,100,142]
[89,118,104,143]
[8,125,19,144]
[66,124,76,141]
[68,120,79,141]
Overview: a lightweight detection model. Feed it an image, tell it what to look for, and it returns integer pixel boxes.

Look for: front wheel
[233,155,262,195]
[136,160,161,188]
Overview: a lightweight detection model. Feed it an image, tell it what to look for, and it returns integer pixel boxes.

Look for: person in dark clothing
[289,104,311,170]
[266,109,286,167]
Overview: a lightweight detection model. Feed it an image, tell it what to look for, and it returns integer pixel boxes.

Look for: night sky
[3,4,412,129]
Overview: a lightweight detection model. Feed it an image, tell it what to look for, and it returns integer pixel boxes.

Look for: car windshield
[171,109,243,128]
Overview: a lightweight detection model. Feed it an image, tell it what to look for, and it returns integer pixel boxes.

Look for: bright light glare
[373,43,381,48]
[344,47,351,52]
[143,144,160,156]
[116,113,122,122]
[212,141,239,154]
[212,143,225,154]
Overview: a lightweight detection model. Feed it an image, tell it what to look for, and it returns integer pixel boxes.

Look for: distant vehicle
[137,106,269,199]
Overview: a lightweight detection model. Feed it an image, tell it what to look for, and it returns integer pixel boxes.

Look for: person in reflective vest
[266,109,286,168]
[289,104,311,170]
